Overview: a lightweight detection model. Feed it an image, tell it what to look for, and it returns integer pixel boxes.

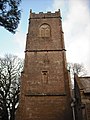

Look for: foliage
[0,54,23,120]
[0,0,21,33]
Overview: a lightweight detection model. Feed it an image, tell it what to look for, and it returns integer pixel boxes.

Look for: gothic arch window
[39,24,51,37]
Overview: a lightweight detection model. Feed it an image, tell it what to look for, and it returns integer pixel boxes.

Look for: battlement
[30,9,61,19]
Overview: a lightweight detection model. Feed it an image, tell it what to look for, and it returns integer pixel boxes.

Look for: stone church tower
[16,9,73,120]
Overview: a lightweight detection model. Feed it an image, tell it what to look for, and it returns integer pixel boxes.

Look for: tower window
[41,71,48,83]
[39,24,50,37]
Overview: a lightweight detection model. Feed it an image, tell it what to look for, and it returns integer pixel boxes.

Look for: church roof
[79,77,90,93]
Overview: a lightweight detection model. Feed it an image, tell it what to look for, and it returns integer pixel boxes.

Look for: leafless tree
[67,62,87,77]
[0,54,23,120]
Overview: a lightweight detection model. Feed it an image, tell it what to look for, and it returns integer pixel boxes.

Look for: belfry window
[39,24,50,37]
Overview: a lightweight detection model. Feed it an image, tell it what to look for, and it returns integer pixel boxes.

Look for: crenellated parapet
[29,9,62,19]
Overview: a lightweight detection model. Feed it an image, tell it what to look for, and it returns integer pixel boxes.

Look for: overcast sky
[0,0,90,75]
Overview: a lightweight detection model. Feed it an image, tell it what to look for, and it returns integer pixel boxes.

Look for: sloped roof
[79,77,90,93]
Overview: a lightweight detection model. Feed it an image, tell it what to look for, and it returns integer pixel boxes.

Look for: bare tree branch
[0,54,23,120]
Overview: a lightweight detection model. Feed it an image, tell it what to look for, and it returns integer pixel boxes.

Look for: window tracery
[39,24,50,37]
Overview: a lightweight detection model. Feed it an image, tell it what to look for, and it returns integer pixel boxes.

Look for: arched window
[39,24,50,37]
